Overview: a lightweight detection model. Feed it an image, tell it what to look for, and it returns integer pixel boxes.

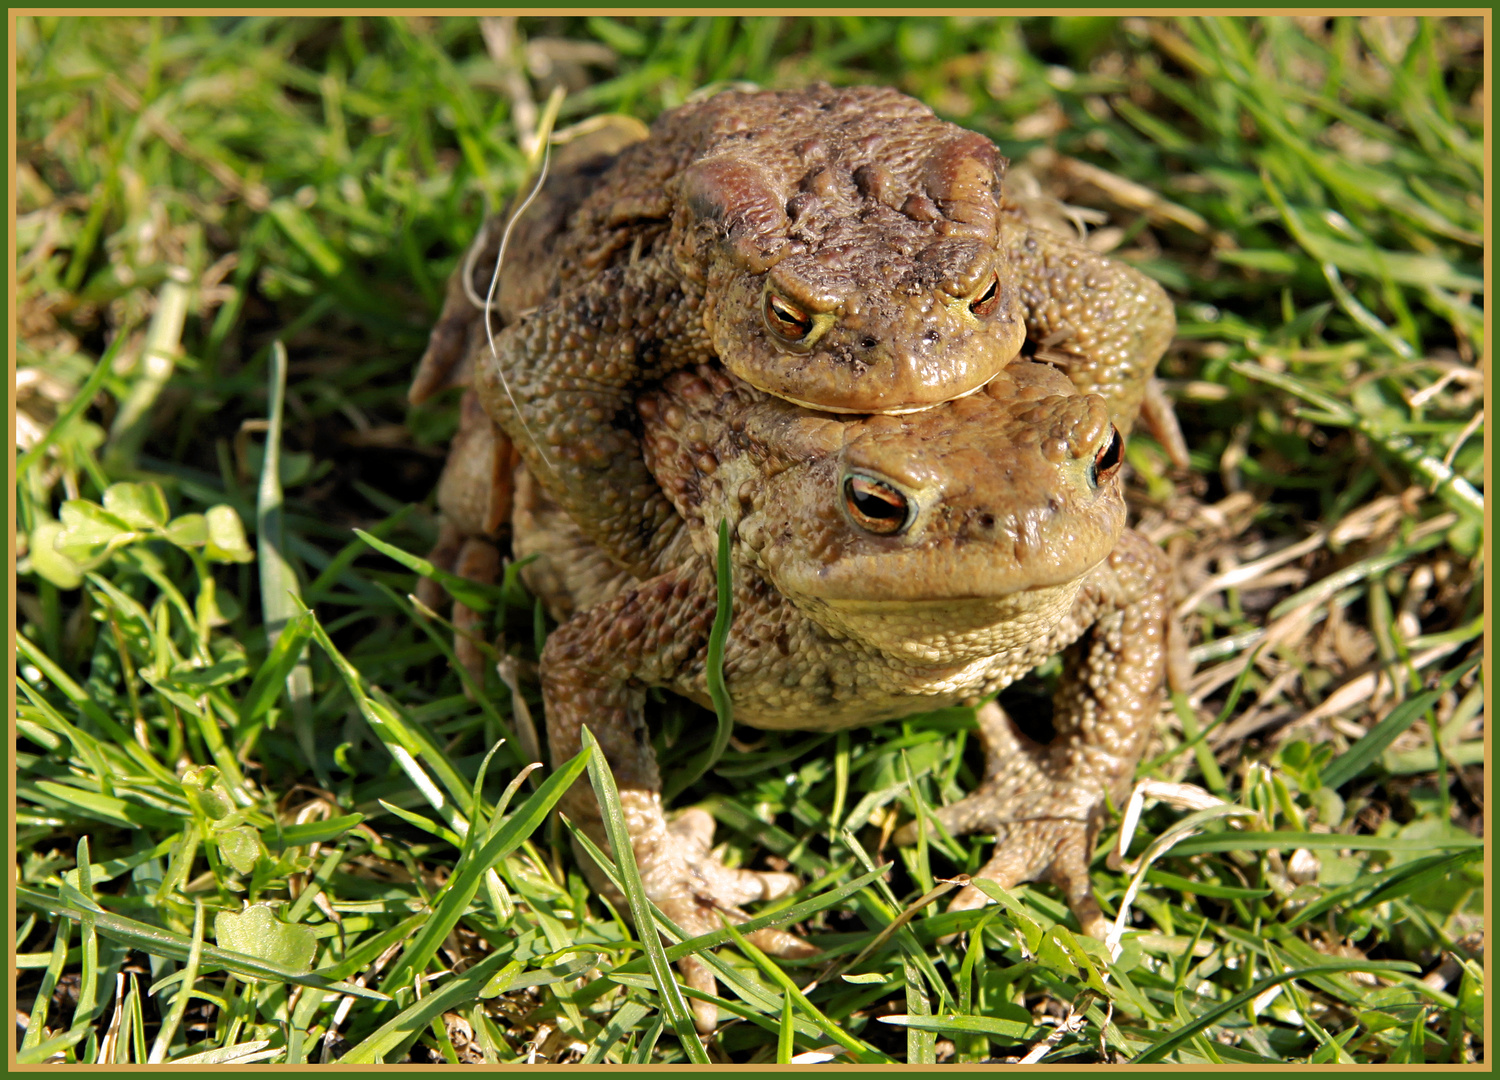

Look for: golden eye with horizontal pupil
[843,474,912,535]
[968,272,1001,317]
[763,291,815,342]
[1088,426,1123,488]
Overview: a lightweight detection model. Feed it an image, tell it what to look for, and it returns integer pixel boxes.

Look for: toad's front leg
[1011,222,1176,438]
[898,529,1171,939]
[474,259,714,581]
[541,560,811,1033]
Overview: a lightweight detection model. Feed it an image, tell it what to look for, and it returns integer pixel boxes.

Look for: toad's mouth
[811,585,1073,610]
[773,371,997,416]
[781,545,1116,608]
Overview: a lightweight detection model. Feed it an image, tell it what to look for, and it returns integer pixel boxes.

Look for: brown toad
[412,84,1175,585]
[509,360,1171,1032]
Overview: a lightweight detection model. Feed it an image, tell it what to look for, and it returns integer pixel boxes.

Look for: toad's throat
[791,581,1088,659]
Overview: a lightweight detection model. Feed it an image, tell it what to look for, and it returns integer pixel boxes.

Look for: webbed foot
[660,807,815,1033]
[895,700,1117,940]
[596,801,814,1034]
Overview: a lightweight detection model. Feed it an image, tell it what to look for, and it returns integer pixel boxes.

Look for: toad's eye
[843,474,912,535]
[1088,425,1123,488]
[968,272,1001,317]
[764,292,814,342]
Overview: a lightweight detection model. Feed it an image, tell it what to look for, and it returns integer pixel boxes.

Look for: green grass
[15,15,1485,1065]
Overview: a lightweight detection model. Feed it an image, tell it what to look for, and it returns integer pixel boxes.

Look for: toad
[507,360,1171,1032]
[411,84,1175,587]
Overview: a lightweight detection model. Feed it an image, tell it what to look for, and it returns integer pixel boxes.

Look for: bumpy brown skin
[511,361,1171,1032]
[413,84,1175,580]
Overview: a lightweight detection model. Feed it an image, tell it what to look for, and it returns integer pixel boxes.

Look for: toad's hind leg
[897,530,1171,940]
[542,560,812,1033]
[414,390,520,689]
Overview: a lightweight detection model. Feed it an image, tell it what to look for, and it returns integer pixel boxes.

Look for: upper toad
[412,84,1175,580]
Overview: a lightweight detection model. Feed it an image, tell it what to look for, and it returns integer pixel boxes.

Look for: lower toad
[502,360,1171,1031]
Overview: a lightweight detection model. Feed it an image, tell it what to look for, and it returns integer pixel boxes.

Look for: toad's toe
[451,537,501,690]
[666,807,802,907]
[946,817,1109,940]
[415,522,500,693]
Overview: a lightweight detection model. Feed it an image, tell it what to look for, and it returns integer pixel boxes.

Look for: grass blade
[21,917,70,1052]
[298,598,477,829]
[376,799,463,846]
[356,528,499,613]
[1319,654,1481,789]
[16,322,133,479]
[16,886,388,1000]
[720,917,888,1065]
[665,519,733,799]
[147,899,204,1063]
[257,341,319,777]
[562,826,881,1047]
[879,1011,1043,1041]
[777,993,795,1063]
[1131,960,1419,1064]
[376,745,591,996]
[579,726,710,1062]
[262,813,364,851]
[16,1025,93,1065]
[17,632,176,783]
[1284,849,1481,930]
[103,274,188,473]
[169,1040,280,1065]
[1167,830,1482,856]
[339,950,510,1064]
[236,611,314,726]
[581,1000,655,1064]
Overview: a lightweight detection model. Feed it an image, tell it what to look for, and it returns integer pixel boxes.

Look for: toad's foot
[626,803,814,1033]
[1012,220,1176,437]
[572,792,814,1033]
[1139,375,1191,469]
[898,533,1170,937]
[894,698,1123,941]
[950,818,1108,942]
